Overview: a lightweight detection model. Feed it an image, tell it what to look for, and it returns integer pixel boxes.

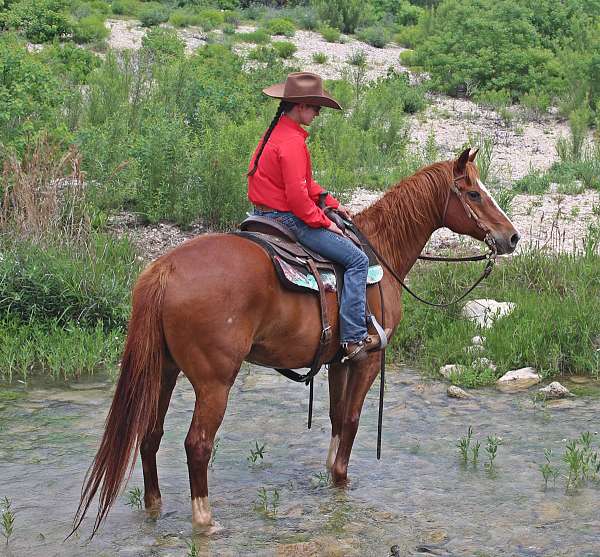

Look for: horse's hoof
[192,520,224,536]
[144,496,162,516]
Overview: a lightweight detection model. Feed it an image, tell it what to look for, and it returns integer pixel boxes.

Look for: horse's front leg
[331,355,381,485]
[327,362,349,470]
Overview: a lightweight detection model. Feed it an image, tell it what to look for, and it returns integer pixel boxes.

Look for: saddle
[233,214,385,386]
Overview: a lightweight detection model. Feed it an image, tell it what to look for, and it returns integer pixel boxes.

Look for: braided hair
[247,100,296,177]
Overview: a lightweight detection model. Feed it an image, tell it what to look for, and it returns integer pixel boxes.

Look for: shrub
[5,0,73,43]
[222,22,236,35]
[311,0,362,34]
[357,26,389,48]
[234,29,271,44]
[72,14,109,44]
[168,9,202,28]
[37,40,101,83]
[263,17,295,37]
[110,0,140,17]
[0,35,66,153]
[191,8,225,31]
[320,25,340,43]
[248,45,278,64]
[474,89,512,110]
[312,52,327,64]
[346,49,367,67]
[139,3,170,28]
[141,27,185,62]
[272,40,296,59]
[521,90,551,120]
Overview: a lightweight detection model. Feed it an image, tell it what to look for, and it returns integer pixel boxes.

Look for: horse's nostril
[510,233,520,247]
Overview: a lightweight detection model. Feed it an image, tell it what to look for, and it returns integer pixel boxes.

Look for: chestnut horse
[73,148,519,536]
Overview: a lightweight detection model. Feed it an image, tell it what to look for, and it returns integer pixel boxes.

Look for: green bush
[357,26,389,48]
[110,0,141,16]
[272,40,296,59]
[196,8,225,30]
[0,233,138,329]
[5,0,73,43]
[168,9,201,28]
[0,35,66,153]
[0,316,124,381]
[263,17,296,37]
[222,22,236,35]
[139,3,170,28]
[37,40,101,83]
[311,0,362,34]
[312,52,327,64]
[248,45,278,64]
[141,27,185,61]
[72,14,109,44]
[320,25,340,43]
[234,29,271,44]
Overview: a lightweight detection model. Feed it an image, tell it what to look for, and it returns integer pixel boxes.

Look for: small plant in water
[471,439,481,465]
[312,471,331,487]
[186,539,199,557]
[247,441,266,465]
[457,426,473,463]
[125,487,143,509]
[484,435,502,469]
[1,497,15,545]
[540,448,560,489]
[255,487,279,518]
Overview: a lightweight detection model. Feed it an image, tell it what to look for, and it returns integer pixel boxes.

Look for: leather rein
[349,174,498,308]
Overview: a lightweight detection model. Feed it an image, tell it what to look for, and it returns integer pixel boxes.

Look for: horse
[72,148,519,536]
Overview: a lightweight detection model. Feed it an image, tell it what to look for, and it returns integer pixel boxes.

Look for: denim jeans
[254,209,369,343]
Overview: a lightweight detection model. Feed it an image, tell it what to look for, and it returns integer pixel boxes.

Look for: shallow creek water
[1,365,600,556]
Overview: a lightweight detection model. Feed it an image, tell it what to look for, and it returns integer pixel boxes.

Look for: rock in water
[539,381,573,399]
[462,299,516,328]
[497,367,541,391]
[447,385,471,399]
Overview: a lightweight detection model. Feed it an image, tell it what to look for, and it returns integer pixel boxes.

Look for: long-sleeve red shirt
[248,115,339,228]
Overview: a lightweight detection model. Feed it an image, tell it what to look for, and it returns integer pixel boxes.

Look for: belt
[254,204,276,212]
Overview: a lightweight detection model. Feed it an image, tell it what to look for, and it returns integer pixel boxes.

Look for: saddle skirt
[235,215,383,294]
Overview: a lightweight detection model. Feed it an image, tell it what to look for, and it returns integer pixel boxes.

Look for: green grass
[391,248,600,386]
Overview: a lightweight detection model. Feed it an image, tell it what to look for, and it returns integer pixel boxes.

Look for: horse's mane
[354,159,472,269]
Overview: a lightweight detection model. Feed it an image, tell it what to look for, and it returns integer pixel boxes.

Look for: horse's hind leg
[140,363,179,511]
[327,362,349,470]
[185,377,233,531]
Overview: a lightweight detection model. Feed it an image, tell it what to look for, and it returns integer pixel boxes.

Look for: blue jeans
[254,209,369,343]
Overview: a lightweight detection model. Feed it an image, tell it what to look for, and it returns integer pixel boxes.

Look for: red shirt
[248,115,339,228]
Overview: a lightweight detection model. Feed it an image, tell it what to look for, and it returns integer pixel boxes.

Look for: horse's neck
[354,180,445,280]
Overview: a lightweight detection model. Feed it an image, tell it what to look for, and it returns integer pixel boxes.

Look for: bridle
[353,173,498,308]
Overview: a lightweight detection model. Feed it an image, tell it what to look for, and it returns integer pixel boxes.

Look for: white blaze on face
[477,179,512,222]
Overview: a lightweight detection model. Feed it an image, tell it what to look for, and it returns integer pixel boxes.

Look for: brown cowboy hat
[262,71,342,110]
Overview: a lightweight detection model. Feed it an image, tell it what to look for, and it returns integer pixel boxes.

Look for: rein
[351,175,498,308]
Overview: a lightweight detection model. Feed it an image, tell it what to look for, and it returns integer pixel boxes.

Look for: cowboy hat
[262,72,342,110]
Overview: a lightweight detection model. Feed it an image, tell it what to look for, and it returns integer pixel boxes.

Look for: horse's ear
[454,147,471,174]
[468,148,479,162]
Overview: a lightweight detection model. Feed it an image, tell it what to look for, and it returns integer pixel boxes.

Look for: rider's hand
[327,221,344,235]
[336,205,352,220]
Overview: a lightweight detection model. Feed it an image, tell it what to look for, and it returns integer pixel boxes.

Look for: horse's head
[443,148,520,255]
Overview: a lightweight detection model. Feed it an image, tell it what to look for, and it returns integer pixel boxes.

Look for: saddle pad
[275,256,383,294]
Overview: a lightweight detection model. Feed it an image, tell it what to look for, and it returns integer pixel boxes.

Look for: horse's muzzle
[493,230,520,255]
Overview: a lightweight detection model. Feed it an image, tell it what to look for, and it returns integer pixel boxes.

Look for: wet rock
[390,545,402,557]
[447,385,471,399]
[462,299,515,328]
[496,367,541,391]
[538,381,573,399]
[439,364,466,379]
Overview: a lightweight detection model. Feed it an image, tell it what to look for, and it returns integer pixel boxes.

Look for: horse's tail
[69,261,174,539]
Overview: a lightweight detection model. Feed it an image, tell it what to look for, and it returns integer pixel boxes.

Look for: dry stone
[539,381,573,399]
[447,385,471,399]
[497,367,541,391]
[462,299,516,328]
[439,364,466,379]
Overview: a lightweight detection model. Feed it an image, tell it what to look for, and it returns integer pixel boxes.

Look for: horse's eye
[467,191,481,201]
